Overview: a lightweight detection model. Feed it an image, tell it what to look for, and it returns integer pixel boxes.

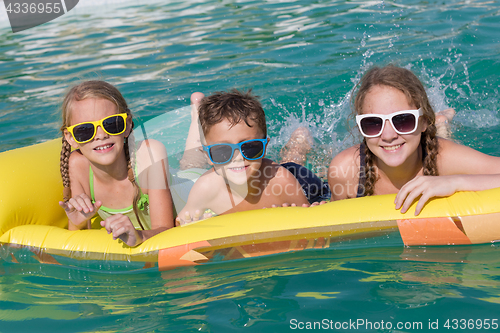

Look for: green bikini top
[89,166,151,230]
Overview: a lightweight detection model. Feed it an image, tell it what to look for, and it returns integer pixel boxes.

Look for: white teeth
[230,166,246,170]
[383,144,401,151]
[95,144,112,151]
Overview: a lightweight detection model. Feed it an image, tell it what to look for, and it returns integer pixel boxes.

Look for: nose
[93,125,109,140]
[380,119,398,141]
[232,148,243,161]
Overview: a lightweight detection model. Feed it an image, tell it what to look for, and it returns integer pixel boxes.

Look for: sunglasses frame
[202,137,269,165]
[355,108,424,138]
[66,113,128,144]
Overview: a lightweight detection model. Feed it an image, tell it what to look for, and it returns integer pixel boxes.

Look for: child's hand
[59,193,101,229]
[310,200,328,207]
[175,209,213,226]
[267,203,310,208]
[100,214,142,247]
[395,175,459,215]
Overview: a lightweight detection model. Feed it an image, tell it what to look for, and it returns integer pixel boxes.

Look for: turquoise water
[1,0,500,331]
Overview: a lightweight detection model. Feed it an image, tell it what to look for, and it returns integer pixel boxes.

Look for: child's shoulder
[135,139,167,158]
[328,145,361,200]
[436,137,500,174]
[134,139,168,172]
[193,168,225,189]
[259,158,282,177]
[187,169,226,206]
[68,149,89,170]
[436,137,486,163]
[66,150,90,185]
[436,137,472,152]
[330,145,360,166]
[262,159,299,186]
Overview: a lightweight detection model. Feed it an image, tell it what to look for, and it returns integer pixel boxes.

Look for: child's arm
[395,138,500,215]
[59,194,102,230]
[101,139,174,247]
[176,169,231,225]
[176,209,213,226]
[175,174,215,226]
[59,151,101,230]
[100,214,142,246]
[140,139,175,230]
[100,213,171,247]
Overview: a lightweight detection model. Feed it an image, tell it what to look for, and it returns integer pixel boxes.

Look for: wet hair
[353,65,438,196]
[60,80,144,229]
[198,89,267,138]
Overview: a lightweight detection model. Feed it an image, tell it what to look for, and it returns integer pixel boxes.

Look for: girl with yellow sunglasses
[59,80,175,247]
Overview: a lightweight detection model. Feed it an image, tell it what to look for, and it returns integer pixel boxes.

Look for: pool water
[1,0,500,331]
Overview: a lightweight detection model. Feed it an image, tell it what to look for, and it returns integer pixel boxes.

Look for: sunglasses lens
[392,113,416,133]
[241,141,265,160]
[209,145,233,164]
[360,117,383,136]
[73,123,95,143]
[103,115,125,134]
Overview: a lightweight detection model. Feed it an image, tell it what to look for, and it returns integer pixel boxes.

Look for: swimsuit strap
[356,142,367,198]
[421,139,428,161]
[89,166,96,202]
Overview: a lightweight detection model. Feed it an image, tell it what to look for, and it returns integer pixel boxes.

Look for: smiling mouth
[94,143,114,151]
[382,144,402,151]
[228,165,248,172]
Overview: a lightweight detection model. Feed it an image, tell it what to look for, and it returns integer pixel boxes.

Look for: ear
[202,147,224,176]
[202,149,214,166]
[64,130,80,150]
[263,137,270,157]
[124,115,133,138]
[420,117,428,133]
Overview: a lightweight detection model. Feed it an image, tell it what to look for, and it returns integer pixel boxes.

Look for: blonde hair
[60,80,145,229]
[353,65,439,196]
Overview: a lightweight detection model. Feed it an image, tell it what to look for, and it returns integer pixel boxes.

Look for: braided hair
[60,80,144,229]
[353,65,439,196]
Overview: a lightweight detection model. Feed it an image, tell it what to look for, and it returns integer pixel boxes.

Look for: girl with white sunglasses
[328,65,500,215]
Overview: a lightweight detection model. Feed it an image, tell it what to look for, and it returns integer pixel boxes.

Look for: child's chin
[226,175,250,186]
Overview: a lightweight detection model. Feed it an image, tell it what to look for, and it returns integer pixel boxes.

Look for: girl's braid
[60,137,72,202]
[124,138,145,230]
[362,139,378,196]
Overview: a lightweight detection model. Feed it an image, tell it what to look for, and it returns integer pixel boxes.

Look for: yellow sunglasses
[66,113,128,144]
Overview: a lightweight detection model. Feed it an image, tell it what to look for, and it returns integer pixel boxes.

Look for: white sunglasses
[355,109,424,138]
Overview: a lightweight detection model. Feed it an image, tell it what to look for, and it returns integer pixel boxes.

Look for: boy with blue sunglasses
[176,89,330,225]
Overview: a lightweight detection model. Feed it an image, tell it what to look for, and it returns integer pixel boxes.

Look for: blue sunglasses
[202,138,268,164]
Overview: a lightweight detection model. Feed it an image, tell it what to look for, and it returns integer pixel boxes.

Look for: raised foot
[280,126,313,165]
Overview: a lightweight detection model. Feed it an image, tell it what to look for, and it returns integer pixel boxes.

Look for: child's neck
[90,154,129,181]
[222,172,263,206]
[376,145,424,189]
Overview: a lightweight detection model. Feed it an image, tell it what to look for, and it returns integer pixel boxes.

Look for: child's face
[64,98,132,166]
[362,85,427,169]
[204,118,267,186]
